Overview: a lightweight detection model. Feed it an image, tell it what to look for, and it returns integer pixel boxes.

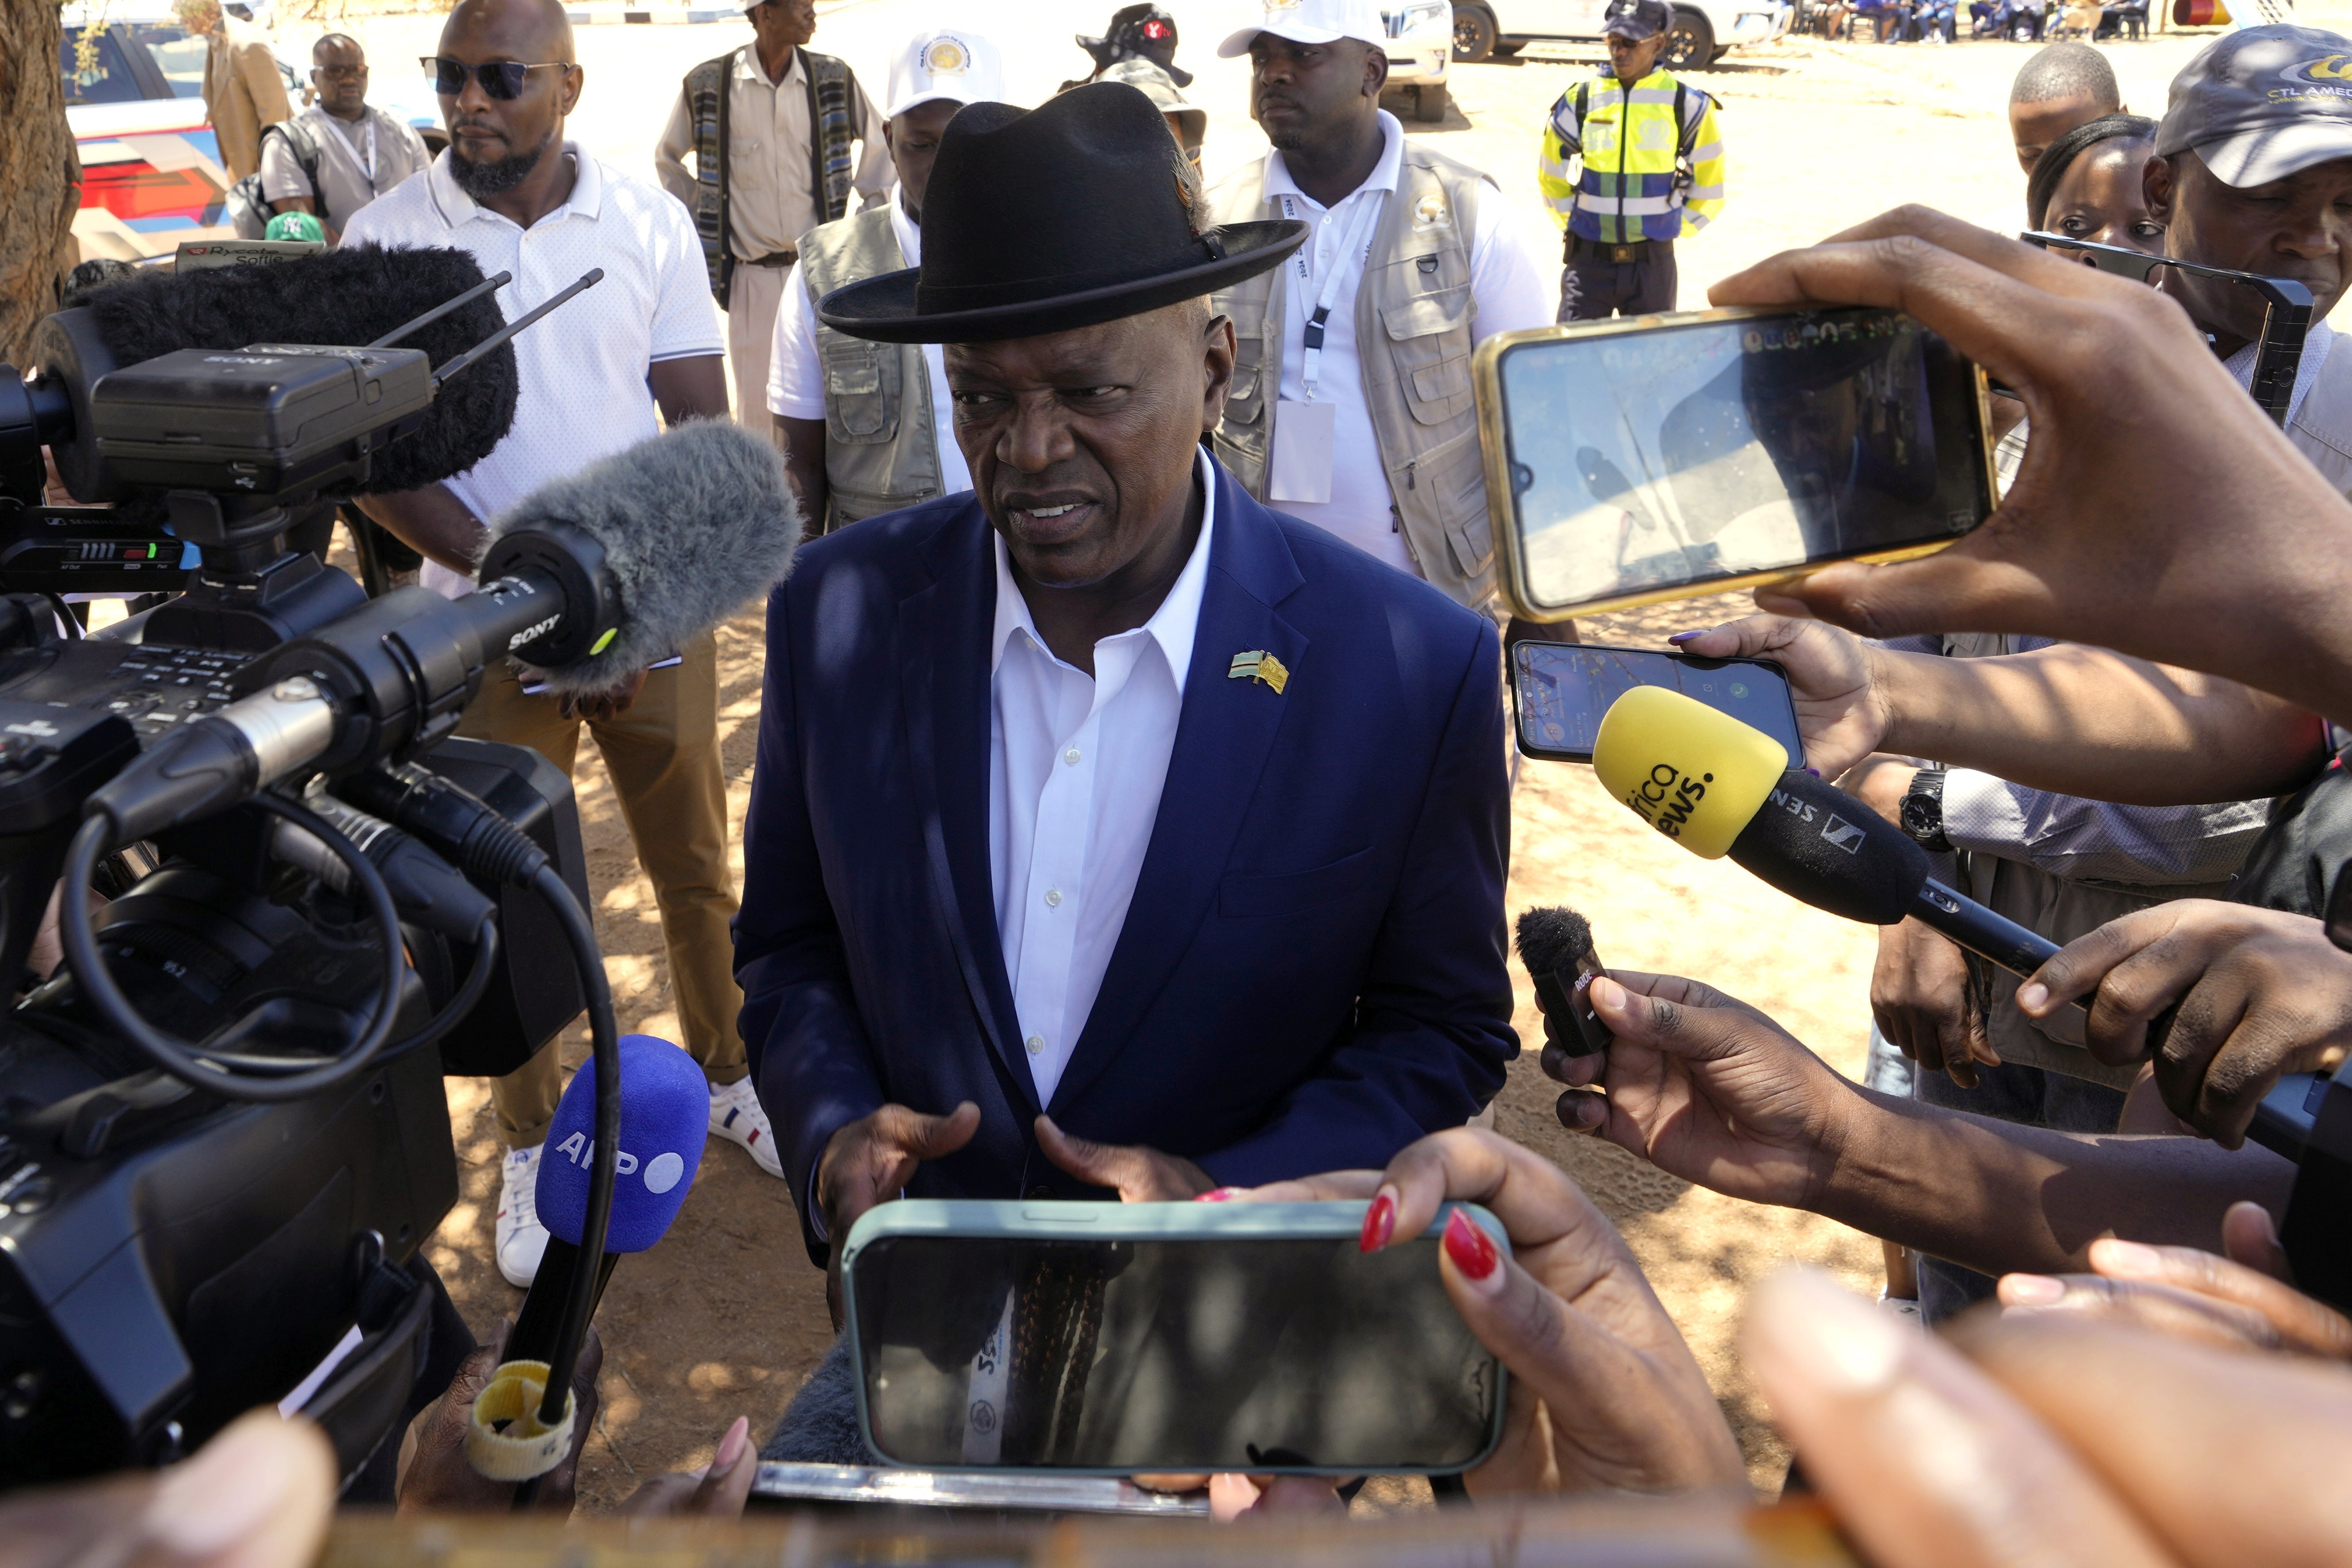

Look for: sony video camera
[0,257,622,1491]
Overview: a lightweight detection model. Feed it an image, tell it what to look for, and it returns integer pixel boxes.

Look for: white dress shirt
[987,450,1215,1105]
[1264,110,1555,574]
[766,185,971,496]
[341,146,724,598]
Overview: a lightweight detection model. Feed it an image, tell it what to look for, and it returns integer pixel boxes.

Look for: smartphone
[1511,641,1802,766]
[2018,232,2313,431]
[1473,306,1997,622]
[839,1200,1508,1476]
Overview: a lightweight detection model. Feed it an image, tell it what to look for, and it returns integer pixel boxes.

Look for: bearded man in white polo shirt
[767,28,1002,530]
[345,0,781,1290]
[1203,0,1554,619]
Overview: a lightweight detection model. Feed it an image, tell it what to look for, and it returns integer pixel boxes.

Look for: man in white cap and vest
[769,29,1001,529]
[1202,0,1554,618]
[656,0,891,440]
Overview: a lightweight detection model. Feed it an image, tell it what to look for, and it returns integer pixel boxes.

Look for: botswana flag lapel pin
[1229,649,1289,694]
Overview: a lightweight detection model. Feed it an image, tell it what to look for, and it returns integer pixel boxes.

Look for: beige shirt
[201,15,293,182]
[654,44,890,262]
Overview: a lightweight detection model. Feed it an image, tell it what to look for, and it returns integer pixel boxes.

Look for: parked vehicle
[1451,0,1789,68]
[61,2,441,261]
[1381,0,1456,122]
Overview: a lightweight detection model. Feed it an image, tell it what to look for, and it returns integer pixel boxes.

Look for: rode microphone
[471,1033,709,1491]
[80,420,801,844]
[1517,907,1612,1057]
[1590,687,2067,979]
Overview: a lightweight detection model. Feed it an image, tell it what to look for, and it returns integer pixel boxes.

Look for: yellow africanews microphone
[1589,686,1787,859]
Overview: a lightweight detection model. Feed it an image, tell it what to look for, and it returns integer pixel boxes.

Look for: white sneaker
[709,1077,784,1178]
[496,1143,550,1288]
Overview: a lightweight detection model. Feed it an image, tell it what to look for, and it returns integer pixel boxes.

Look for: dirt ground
[350,1,2352,1510]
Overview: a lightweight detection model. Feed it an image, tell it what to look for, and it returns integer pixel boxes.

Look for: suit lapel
[899,506,1034,1112]
[1047,472,1308,1113]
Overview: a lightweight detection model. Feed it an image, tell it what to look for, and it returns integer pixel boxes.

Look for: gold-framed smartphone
[1473,306,1999,623]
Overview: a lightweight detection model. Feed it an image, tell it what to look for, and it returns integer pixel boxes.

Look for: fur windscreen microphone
[482,419,803,697]
[1516,907,1613,1057]
[49,243,517,497]
[506,1033,711,1368]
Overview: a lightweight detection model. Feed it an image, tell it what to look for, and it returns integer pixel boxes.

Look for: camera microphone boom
[79,420,800,844]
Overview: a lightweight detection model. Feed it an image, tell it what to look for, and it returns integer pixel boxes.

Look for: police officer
[1538,0,1725,319]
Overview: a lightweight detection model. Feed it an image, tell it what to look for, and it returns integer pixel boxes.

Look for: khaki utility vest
[797,204,944,527]
[1207,141,1499,610]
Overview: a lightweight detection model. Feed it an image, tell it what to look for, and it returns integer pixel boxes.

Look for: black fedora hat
[817,81,1306,345]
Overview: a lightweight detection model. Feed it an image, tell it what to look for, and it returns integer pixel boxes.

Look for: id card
[1268,399,1337,504]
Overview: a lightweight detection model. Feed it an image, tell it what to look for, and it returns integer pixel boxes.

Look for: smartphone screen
[1486,307,1994,619]
[847,1232,1499,1472]
[1512,642,1802,766]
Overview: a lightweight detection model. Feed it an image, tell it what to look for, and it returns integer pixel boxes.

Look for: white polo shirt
[987,449,1214,1106]
[341,145,724,597]
[766,185,971,497]
[1264,111,1555,575]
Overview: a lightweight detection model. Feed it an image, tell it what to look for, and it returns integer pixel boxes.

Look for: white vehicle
[1450,0,1789,69]
[1379,0,1456,122]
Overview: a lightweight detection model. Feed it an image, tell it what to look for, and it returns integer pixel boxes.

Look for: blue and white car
[61,1,442,260]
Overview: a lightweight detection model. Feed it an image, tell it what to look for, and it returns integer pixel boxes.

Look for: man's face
[1248,35,1378,152]
[2012,93,2107,175]
[436,1,581,196]
[749,0,816,53]
[2149,150,2352,342]
[884,98,958,218]
[946,304,1235,588]
[312,38,368,117]
[1605,31,1666,81]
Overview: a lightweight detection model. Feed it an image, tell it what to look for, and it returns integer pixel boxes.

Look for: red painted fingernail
[1443,1209,1498,1282]
[1359,1191,1397,1253]
[1196,1187,1241,1203]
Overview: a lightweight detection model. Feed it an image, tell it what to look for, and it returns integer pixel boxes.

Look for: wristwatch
[1899,766,1952,854]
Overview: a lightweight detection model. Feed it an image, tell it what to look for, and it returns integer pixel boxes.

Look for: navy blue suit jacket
[735,463,1517,1260]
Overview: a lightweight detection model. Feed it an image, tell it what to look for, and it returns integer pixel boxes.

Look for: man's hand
[1873,919,1997,1089]
[1249,1131,1747,1496]
[1034,1115,1213,1201]
[1706,208,2352,725]
[1668,614,1889,779]
[2018,901,2352,1146]
[817,1102,980,1327]
[396,1324,604,1513]
[1996,1208,2352,1361]
[560,669,648,723]
[1563,972,1862,1211]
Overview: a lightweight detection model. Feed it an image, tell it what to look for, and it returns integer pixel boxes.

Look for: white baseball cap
[885,28,1004,119]
[1218,0,1390,59]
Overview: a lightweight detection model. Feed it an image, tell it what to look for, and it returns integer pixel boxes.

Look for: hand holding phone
[1511,641,1802,766]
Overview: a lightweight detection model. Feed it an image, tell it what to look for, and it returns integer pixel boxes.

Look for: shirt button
[1044,888,1063,908]
[1026,1035,1045,1055]
[1064,747,1082,765]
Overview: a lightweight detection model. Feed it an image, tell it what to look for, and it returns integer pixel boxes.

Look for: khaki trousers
[726,264,789,452]
[471,630,746,1148]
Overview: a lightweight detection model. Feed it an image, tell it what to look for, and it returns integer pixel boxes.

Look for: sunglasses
[421,56,568,98]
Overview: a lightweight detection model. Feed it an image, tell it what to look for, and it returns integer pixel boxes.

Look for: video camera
[0,263,628,1491]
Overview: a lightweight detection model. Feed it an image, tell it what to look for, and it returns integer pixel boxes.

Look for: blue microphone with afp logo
[505,1034,712,1370]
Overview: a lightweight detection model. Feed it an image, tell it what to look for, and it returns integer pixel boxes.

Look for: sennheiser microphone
[1517,906,1612,1057]
[80,421,800,843]
[1589,686,2067,979]
[506,1032,712,1368]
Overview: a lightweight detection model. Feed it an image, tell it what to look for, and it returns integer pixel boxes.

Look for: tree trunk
[0,0,81,366]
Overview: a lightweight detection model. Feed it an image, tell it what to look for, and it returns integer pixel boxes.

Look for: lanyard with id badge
[1269,191,1387,505]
